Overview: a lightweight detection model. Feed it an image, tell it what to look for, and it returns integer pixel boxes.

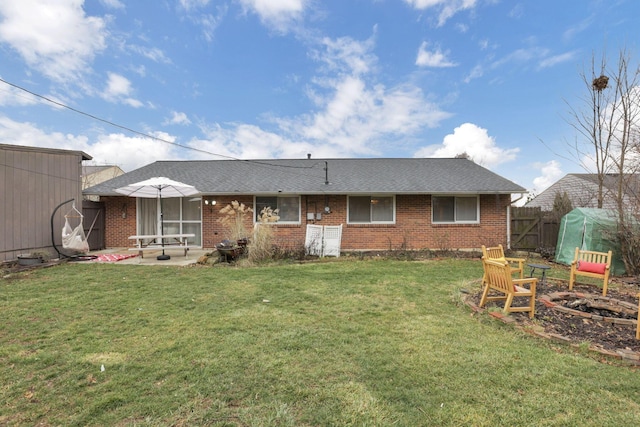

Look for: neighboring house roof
[82,165,124,176]
[526,173,640,211]
[84,158,527,196]
[81,165,125,190]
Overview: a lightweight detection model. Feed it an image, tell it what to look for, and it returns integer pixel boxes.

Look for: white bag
[62,217,90,253]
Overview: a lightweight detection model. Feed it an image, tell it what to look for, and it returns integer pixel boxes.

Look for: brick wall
[103,193,511,250]
[104,197,137,248]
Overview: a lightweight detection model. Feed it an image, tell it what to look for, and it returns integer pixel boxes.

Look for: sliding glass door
[137,197,202,246]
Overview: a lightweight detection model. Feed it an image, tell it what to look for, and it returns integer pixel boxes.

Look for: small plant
[536,246,555,259]
[577,341,592,354]
[217,201,253,241]
[434,231,452,252]
[271,243,308,261]
[30,250,51,262]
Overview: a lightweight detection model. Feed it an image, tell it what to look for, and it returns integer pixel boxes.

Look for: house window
[348,196,395,223]
[255,196,300,223]
[432,196,479,224]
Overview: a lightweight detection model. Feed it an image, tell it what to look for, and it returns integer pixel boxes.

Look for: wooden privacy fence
[510,206,560,250]
[82,201,105,251]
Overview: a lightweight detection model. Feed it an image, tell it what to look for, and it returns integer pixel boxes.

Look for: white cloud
[178,1,227,42]
[196,123,312,160]
[404,0,478,26]
[100,0,125,10]
[193,71,452,160]
[188,35,452,160]
[313,35,377,76]
[102,72,142,107]
[414,122,518,168]
[464,64,483,83]
[490,46,549,69]
[128,45,171,64]
[104,73,132,98]
[455,23,468,33]
[538,51,578,69]
[415,42,457,67]
[198,9,227,42]
[464,43,572,83]
[89,131,181,171]
[508,4,524,19]
[191,49,449,158]
[179,0,211,11]
[280,35,451,155]
[532,160,563,194]
[563,16,593,42]
[237,0,307,33]
[295,77,449,154]
[0,115,185,171]
[0,115,90,154]
[0,29,452,169]
[165,111,192,126]
[0,0,107,82]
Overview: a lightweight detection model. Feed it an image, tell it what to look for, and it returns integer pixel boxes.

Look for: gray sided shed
[1,144,92,262]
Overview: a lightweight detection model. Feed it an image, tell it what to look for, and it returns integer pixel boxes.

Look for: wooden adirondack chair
[481,244,525,288]
[480,257,537,318]
[569,248,612,296]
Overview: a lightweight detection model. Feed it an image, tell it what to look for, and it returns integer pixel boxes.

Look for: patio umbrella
[115,177,200,260]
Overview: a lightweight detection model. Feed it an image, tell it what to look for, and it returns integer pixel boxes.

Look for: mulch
[467,277,640,356]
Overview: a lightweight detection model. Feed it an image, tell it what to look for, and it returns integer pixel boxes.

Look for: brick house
[83,157,526,252]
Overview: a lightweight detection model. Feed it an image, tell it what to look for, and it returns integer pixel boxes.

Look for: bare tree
[607,49,640,275]
[568,47,640,275]
[566,52,615,208]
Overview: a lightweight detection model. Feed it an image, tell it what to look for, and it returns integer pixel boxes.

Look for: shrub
[248,207,279,263]
[536,246,556,259]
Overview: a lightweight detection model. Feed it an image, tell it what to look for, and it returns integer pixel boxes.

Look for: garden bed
[468,278,640,356]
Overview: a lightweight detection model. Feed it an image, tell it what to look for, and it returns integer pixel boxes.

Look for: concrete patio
[88,247,212,266]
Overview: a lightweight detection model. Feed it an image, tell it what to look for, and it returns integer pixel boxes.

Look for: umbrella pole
[157,187,170,260]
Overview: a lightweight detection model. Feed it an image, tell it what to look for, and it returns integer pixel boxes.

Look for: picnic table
[128,234,194,258]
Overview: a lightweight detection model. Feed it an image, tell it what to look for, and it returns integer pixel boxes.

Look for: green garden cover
[555,208,626,275]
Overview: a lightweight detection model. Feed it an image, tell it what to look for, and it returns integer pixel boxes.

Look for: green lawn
[1,259,639,426]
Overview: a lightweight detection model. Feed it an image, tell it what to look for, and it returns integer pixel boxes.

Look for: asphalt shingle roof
[526,173,640,211]
[83,158,526,196]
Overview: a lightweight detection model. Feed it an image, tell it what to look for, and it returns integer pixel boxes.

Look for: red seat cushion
[577,261,607,274]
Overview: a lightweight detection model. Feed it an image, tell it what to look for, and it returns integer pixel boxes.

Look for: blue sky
[1,0,639,197]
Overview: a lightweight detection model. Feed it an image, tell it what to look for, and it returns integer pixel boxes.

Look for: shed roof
[1,143,92,160]
[84,157,526,196]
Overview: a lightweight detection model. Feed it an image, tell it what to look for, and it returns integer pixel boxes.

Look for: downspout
[506,202,511,249]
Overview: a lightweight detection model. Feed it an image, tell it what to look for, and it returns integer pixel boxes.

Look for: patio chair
[480,258,537,318]
[569,248,612,296]
[481,244,525,287]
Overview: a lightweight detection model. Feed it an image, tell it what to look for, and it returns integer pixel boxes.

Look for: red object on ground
[94,254,138,262]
